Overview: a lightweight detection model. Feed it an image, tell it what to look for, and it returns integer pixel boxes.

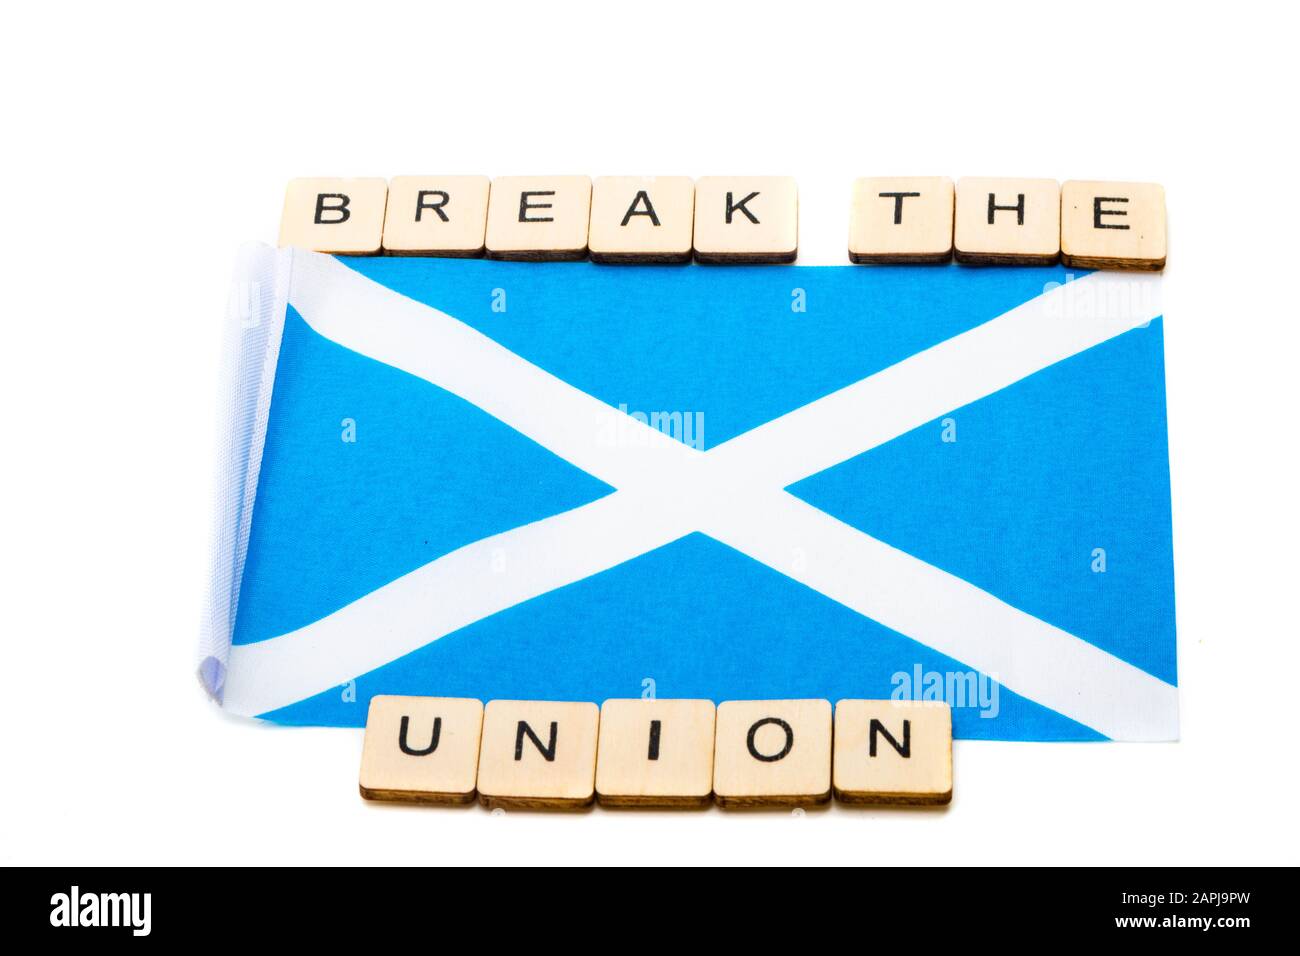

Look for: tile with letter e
[358,696,484,805]
[588,176,695,263]
[713,699,831,808]
[476,700,599,810]
[849,176,954,263]
[693,176,798,263]
[1061,180,1167,271]
[833,700,952,806]
[595,699,715,808]
[954,177,1060,265]
[484,175,592,261]
[382,175,490,257]
[279,177,388,255]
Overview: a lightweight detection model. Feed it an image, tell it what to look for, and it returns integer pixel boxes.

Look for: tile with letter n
[833,700,952,806]
[849,176,954,264]
[588,176,695,263]
[595,699,715,808]
[382,176,490,257]
[693,176,798,263]
[1061,180,1167,271]
[279,177,388,255]
[712,699,831,808]
[954,176,1060,265]
[484,175,592,261]
[358,696,484,805]
[476,700,600,810]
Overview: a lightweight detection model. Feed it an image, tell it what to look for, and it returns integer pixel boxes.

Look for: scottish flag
[201,246,1177,741]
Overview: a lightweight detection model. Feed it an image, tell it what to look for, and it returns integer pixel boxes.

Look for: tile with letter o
[358,695,484,805]
[279,177,388,255]
[588,176,695,263]
[954,176,1060,265]
[833,699,952,806]
[713,699,831,808]
[382,175,490,256]
[595,699,715,807]
[1061,180,1166,271]
[693,176,798,263]
[476,700,600,810]
[849,176,954,263]
[484,175,592,261]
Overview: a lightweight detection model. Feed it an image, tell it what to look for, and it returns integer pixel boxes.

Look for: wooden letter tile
[693,177,798,263]
[713,699,831,808]
[849,176,954,263]
[382,176,490,256]
[833,700,952,806]
[358,696,483,805]
[476,700,599,810]
[1061,180,1166,271]
[954,177,1060,265]
[595,699,715,807]
[588,176,695,263]
[279,177,388,255]
[484,176,592,261]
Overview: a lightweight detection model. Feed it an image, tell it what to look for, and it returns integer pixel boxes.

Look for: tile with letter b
[476,700,599,810]
[713,699,831,808]
[279,177,388,255]
[382,176,490,256]
[954,177,1060,265]
[849,177,954,263]
[484,175,592,261]
[358,696,484,805]
[588,176,695,263]
[595,699,715,808]
[1061,180,1167,271]
[833,700,952,806]
[693,176,798,263]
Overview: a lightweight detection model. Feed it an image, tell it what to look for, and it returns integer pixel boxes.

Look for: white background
[3,1,1297,866]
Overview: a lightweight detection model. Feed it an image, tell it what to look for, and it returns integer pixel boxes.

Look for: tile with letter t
[382,176,490,257]
[485,176,592,261]
[1061,180,1167,271]
[589,176,695,263]
[358,696,484,805]
[849,176,954,263]
[954,177,1060,265]
[693,176,798,263]
[833,700,952,806]
[712,699,831,808]
[279,177,388,255]
[476,700,600,810]
[595,699,715,808]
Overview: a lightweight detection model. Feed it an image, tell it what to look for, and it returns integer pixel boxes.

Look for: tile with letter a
[382,176,490,257]
[595,699,715,808]
[588,176,695,263]
[484,175,592,261]
[954,177,1060,265]
[279,177,388,255]
[833,700,952,806]
[849,176,954,263]
[358,696,484,805]
[476,700,600,810]
[713,699,831,808]
[1061,180,1167,271]
[693,176,798,263]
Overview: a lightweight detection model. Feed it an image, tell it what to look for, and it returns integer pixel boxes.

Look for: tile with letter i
[279,177,388,255]
[692,177,798,263]
[595,699,715,808]
[954,177,1060,265]
[1061,181,1167,271]
[832,700,952,806]
[358,696,484,805]
[382,176,490,257]
[712,699,832,808]
[588,176,695,263]
[849,177,954,263]
[484,176,592,261]
[476,700,600,810]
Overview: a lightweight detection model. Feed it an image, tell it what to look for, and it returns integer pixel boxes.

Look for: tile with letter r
[476,700,600,810]
[279,177,388,255]
[358,695,483,805]
[833,699,952,806]
[588,176,695,263]
[595,699,715,808]
[954,176,1060,265]
[849,176,954,263]
[484,175,592,261]
[693,176,798,263]
[382,175,490,257]
[713,699,831,808]
[1061,180,1166,271]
